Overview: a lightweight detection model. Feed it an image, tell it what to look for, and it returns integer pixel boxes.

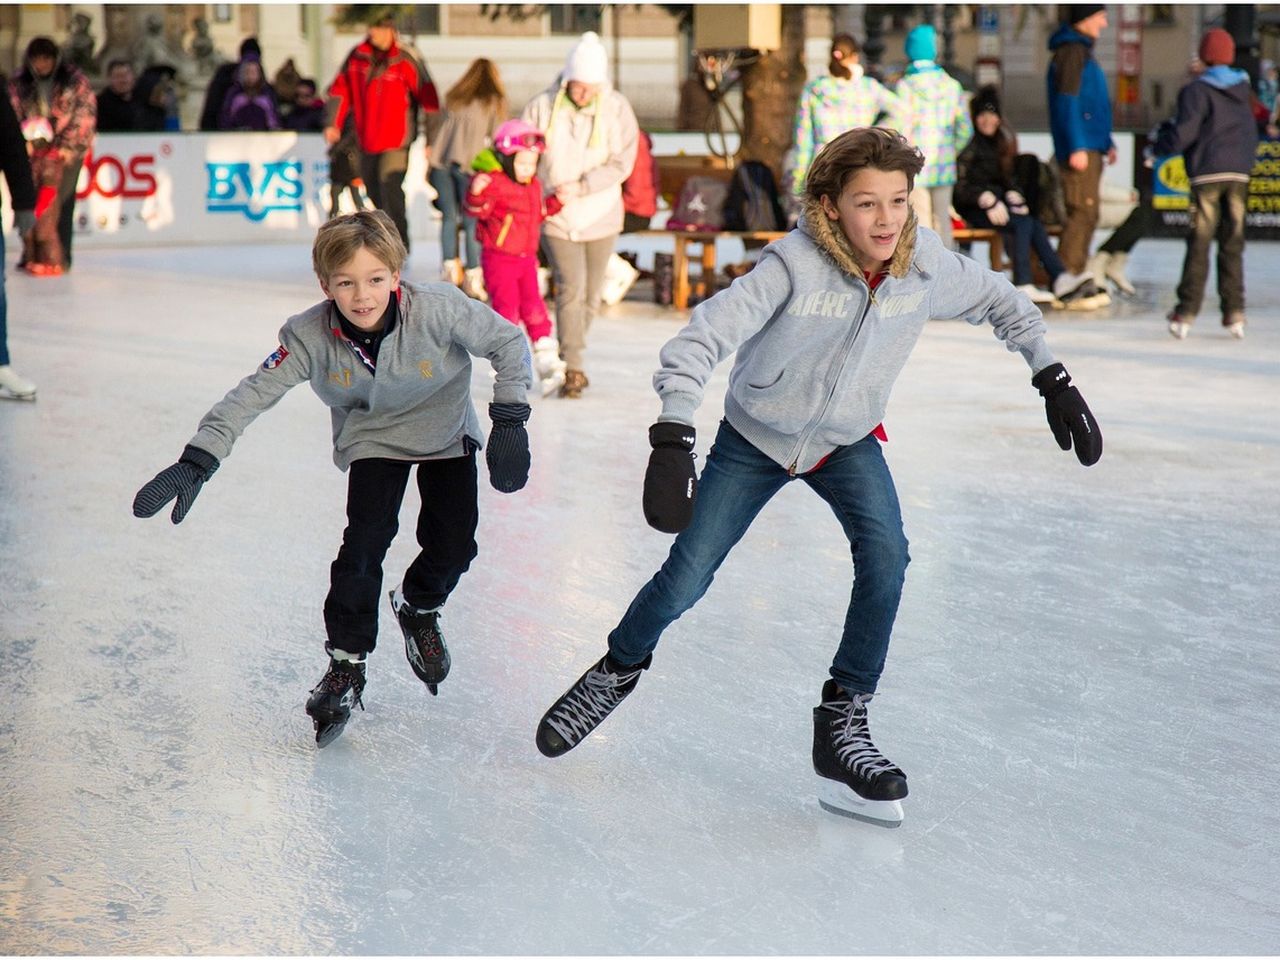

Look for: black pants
[1175,180,1248,318]
[360,147,410,251]
[57,154,84,270]
[323,454,479,656]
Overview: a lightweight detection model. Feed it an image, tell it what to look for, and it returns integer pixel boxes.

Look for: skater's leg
[323,458,412,657]
[801,434,910,696]
[402,450,480,610]
[608,420,790,665]
[517,254,554,343]
[481,248,524,327]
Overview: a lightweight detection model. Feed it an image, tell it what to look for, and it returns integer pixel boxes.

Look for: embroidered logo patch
[262,345,289,369]
[419,361,433,379]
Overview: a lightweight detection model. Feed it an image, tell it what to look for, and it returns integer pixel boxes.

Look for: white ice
[1,235,1278,954]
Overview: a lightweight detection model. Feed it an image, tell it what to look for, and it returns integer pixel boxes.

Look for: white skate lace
[546,661,641,746]
[827,693,897,779]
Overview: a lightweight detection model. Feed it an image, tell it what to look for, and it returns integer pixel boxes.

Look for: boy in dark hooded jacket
[1156,29,1258,340]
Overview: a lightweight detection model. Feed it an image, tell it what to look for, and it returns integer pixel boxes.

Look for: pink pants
[481,248,552,342]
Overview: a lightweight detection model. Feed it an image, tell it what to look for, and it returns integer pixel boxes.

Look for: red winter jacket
[464,172,563,257]
[622,130,658,218]
[326,39,439,154]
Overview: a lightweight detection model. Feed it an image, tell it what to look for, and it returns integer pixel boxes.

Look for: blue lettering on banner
[206,160,305,220]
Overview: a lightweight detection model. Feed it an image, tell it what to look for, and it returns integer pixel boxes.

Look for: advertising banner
[1150,136,1280,239]
[1,132,436,247]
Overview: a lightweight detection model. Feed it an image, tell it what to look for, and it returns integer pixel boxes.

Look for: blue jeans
[428,163,480,267]
[608,421,910,695]
[1007,213,1065,287]
[0,227,9,366]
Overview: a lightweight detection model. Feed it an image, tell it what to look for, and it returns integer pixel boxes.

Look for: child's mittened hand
[486,402,531,493]
[643,422,697,533]
[132,445,221,524]
[470,173,491,194]
[1031,364,1103,467]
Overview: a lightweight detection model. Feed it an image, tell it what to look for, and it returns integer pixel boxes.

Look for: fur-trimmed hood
[798,194,918,282]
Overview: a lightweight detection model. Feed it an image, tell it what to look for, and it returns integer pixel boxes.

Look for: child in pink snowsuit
[465,119,567,395]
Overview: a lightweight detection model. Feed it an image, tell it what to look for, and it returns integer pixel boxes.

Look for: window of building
[1149,5,1176,27]
[212,4,232,24]
[402,5,442,35]
[550,5,603,36]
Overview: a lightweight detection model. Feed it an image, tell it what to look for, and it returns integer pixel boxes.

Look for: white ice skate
[0,365,37,401]
[816,777,905,828]
[532,336,567,398]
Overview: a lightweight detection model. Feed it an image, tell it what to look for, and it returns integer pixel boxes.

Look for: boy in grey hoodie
[133,211,534,747]
[534,128,1103,827]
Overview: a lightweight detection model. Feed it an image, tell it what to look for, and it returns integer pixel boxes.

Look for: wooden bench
[631,156,1059,310]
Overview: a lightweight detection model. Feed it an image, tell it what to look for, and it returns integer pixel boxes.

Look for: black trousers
[360,147,411,251]
[323,454,478,656]
[57,154,84,269]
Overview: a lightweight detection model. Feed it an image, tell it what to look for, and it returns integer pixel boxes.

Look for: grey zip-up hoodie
[654,200,1056,473]
[188,281,532,470]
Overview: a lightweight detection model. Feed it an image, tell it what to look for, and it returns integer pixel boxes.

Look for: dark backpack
[667,175,730,232]
[722,160,786,232]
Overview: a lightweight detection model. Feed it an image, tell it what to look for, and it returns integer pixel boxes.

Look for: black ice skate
[535,652,651,757]
[389,586,450,695]
[306,657,366,748]
[812,679,908,827]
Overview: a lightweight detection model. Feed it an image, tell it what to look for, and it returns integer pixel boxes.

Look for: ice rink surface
[2,235,1278,954]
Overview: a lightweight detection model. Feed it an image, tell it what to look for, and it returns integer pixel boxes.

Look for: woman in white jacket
[522,31,639,398]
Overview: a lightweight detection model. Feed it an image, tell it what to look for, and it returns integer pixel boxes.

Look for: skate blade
[427,683,438,696]
[314,720,348,748]
[0,392,37,402]
[816,778,904,828]
[540,371,566,398]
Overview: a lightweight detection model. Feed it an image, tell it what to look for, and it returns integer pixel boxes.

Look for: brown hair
[445,57,507,115]
[829,33,859,80]
[312,210,407,280]
[804,127,925,202]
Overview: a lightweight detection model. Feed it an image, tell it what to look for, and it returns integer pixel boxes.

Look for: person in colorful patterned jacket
[7,36,96,275]
[465,119,568,396]
[324,14,440,251]
[533,127,1103,829]
[132,211,534,748]
[788,34,899,204]
[893,24,970,251]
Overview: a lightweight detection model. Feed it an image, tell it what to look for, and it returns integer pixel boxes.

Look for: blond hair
[804,127,925,203]
[312,210,407,280]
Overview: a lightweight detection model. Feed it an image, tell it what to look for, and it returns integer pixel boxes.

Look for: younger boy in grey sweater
[133,210,534,747]
[535,128,1102,827]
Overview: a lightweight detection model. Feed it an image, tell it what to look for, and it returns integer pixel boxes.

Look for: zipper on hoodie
[786,282,877,476]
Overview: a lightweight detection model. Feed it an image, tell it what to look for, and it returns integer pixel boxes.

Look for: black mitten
[643,422,697,533]
[486,402,531,493]
[1031,363,1103,466]
[132,444,221,523]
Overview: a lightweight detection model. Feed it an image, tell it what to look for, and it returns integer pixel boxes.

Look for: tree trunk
[739,4,807,184]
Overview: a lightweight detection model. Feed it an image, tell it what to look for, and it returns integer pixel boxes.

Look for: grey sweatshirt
[189,281,532,470]
[654,200,1056,473]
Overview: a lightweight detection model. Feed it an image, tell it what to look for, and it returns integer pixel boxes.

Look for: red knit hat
[1199,28,1235,66]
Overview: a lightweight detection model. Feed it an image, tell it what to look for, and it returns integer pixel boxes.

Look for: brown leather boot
[559,369,589,399]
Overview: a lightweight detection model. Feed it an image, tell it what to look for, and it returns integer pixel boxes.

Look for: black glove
[643,422,697,533]
[1031,363,1103,467]
[486,402,530,493]
[132,444,221,523]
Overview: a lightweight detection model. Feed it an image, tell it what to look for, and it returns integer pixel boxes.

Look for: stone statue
[188,17,224,76]
[62,12,98,77]
[131,12,186,73]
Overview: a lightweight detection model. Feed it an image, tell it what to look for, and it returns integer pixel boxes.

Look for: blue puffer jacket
[1045,24,1114,162]
[1154,66,1259,183]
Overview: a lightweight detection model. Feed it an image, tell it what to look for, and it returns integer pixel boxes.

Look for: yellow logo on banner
[1157,156,1189,193]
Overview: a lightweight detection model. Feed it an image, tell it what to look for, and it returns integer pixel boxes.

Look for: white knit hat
[564,31,609,85]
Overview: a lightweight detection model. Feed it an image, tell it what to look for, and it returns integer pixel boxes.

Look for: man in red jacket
[324,14,439,250]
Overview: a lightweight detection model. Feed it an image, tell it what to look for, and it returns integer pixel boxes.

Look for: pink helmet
[493,119,546,156]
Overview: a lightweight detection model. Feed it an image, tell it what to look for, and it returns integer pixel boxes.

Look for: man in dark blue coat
[1156,28,1259,340]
